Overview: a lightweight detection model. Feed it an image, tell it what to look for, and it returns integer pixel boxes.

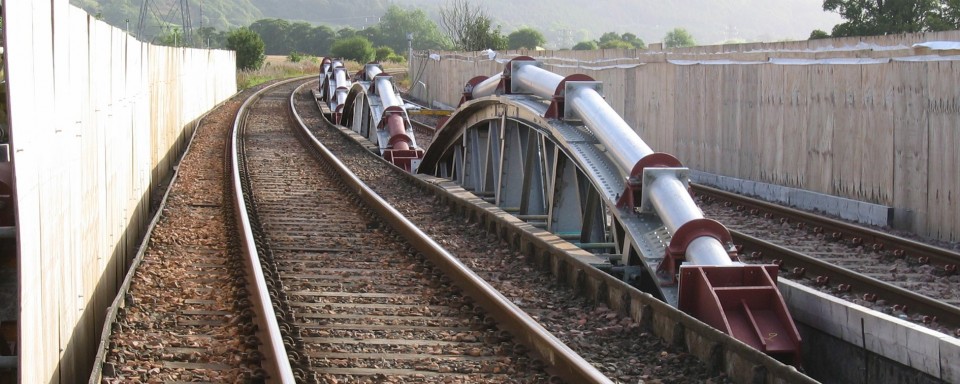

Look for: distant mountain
[73,0,841,47]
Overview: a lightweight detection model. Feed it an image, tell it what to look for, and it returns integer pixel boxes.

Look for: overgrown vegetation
[664,28,696,48]
[227,28,265,70]
[507,27,546,50]
[573,32,646,50]
[236,56,322,89]
[439,0,508,50]
[818,0,960,38]
[331,36,375,63]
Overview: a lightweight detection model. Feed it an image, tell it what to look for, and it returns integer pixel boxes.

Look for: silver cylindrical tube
[647,175,703,233]
[376,77,403,108]
[686,236,736,266]
[365,65,383,81]
[334,68,348,88]
[647,175,735,266]
[471,73,502,99]
[569,87,654,174]
[514,64,564,99]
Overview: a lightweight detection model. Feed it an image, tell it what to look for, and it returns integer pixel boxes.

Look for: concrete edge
[778,278,959,382]
[689,170,892,228]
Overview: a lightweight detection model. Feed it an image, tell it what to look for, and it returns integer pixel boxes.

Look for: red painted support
[615,152,683,209]
[543,74,595,120]
[460,76,489,105]
[657,218,737,285]
[678,265,802,365]
[378,106,423,171]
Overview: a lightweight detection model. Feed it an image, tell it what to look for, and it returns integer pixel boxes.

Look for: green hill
[72,0,841,47]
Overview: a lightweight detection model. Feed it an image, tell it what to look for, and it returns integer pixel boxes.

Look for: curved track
[97,76,813,384]
[234,79,618,383]
[298,79,806,382]
[696,184,960,337]
[97,87,265,382]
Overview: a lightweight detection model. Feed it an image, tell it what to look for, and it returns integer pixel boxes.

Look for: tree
[599,39,633,49]
[439,0,508,51]
[196,27,228,49]
[824,0,926,36]
[572,40,599,50]
[157,27,184,47]
[823,0,959,36]
[227,28,265,71]
[368,5,450,54]
[926,0,960,31]
[809,29,831,39]
[620,33,646,49]
[375,46,396,62]
[288,22,317,55]
[598,32,621,45]
[331,36,375,63]
[508,27,546,50]
[664,28,695,48]
[337,27,358,40]
[304,25,336,56]
[595,31,645,49]
[249,19,292,55]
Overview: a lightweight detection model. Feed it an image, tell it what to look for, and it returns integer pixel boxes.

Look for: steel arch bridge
[322,57,802,364]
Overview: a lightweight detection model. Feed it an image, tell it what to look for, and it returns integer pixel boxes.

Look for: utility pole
[407,33,414,64]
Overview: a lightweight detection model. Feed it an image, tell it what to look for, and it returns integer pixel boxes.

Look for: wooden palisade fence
[4,1,237,381]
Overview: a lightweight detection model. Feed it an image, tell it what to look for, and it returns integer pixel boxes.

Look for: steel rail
[694,184,960,272]
[230,79,304,384]
[408,118,436,133]
[289,81,613,384]
[732,229,960,333]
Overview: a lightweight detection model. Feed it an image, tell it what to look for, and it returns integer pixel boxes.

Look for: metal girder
[419,96,676,301]
[418,62,801,362]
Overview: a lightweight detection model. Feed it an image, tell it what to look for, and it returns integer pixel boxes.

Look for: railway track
[294,81,744,383]
[409,119,437,149]
[696,184,960,337]
[236,78,617,383]
[95,77,810,384]
[96,87,264,382]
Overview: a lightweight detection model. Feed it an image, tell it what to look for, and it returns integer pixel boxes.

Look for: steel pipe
[647,175,734,266]
[686,235,736,266]
[509,63,655,175]
[375,76,403,108]
[568,87,654,174]
[470,73,502,99]
[334,67,348,88]
[647,176,703,232]
[335,88,348,108]
[365,64,383,80]
[509,63,726,265]
[513,64,563,99]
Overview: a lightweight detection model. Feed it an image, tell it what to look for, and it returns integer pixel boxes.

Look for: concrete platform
[780,279,959,383]
[690,170,893,228]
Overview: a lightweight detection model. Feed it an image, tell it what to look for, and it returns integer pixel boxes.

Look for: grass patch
[235,55,408,90]
[237,55,322,89]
